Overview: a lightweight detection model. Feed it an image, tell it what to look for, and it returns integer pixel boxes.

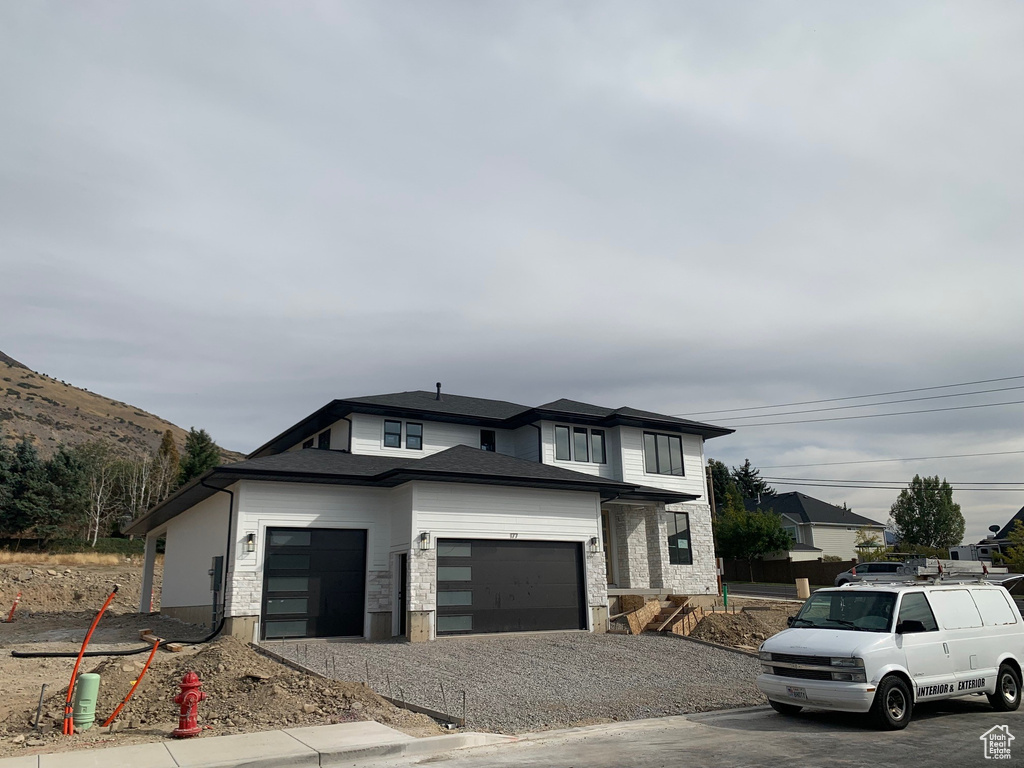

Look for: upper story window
[667,512,692,565]
[406,423,423,450]
[643,432,683,476]
[302,438,314,449]
[480,430,496,452]
[554,425,606,464]
[383,420,402,448]
[317,430,331,450]
[383,420,423,450]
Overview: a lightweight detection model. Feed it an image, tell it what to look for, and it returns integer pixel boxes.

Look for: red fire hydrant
[172,671,206,738]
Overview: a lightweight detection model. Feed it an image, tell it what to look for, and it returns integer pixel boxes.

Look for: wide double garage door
[435,539,587,636]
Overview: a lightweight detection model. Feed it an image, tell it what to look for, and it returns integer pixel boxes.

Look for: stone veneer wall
[613,506,651,588]
[660,501,717,595]
[366,569,392,612]
[584,548,609,610]
[225,571,261,617]
[408,546,437,612]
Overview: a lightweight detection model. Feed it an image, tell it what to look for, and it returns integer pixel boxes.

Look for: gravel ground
[267,632,765,734]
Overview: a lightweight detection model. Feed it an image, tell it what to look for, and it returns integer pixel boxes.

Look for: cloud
[0,1,1021,540]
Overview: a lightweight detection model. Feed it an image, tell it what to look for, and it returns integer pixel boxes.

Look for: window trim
[590,429,607,465]
[643,432,685,476]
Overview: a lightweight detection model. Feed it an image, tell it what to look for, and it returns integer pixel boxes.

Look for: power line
[763,476,1024,485]
[759,450,1024,469]
[719,385,1024,422]
[674,375,1024,417]
[719,399,1024,428]
[763,480,1024,492]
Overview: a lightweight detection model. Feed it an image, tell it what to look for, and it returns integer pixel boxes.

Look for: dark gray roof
[344,391,531,421]
[746,492,884,527]
[125,445,697,535]
[250,390,733,458]
[996,505,1024,540]
[789,542,823,552]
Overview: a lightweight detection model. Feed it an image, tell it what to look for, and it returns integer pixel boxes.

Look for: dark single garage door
[261,527,366,640]
[435,539,586,635]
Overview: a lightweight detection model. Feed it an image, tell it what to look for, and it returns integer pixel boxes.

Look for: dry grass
[0,551,127,566]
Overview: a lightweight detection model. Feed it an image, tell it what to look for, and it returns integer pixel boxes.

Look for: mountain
[0,350,243,462]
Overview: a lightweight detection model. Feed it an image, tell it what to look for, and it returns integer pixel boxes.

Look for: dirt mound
[689,611,781,648]
[2,636,442,755]
[0,563,162,616]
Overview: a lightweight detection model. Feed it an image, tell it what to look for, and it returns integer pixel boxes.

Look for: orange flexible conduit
[63,584,118,735]
[101,637,160,728]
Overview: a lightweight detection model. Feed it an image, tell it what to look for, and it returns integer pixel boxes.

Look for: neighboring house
[744,492,887,561]
[966,503,1024,558]
[125,388,732,643]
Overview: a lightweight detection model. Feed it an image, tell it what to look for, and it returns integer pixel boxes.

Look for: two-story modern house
[126,386,732,643]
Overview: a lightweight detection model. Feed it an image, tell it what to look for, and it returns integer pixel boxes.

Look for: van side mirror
[787,616,795,627]
[896,619,926,634]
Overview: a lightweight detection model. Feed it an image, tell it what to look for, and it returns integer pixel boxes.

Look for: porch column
[644,505,668,590]
[138,533,158,613]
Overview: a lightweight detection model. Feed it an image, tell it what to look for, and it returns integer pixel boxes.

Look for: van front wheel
[871,675,913,730]
[769,700,802,716]
[988,664,1022,712]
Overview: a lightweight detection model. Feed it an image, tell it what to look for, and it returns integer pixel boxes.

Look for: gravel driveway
[266,632,764,733]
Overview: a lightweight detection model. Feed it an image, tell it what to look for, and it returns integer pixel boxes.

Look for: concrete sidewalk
[0,721,513,768]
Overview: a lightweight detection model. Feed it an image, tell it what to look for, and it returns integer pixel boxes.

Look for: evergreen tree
[730,458,775,500]
[178,428,222,486]
[0,440,15,534]
[889,474,965,550]
[3,438,44,537]
[36,446,89,542]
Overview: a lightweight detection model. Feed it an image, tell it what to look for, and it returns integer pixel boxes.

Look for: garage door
[435,539,586,635]
[261,527,366,640]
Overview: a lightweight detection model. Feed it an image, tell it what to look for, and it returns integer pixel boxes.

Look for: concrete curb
[0,728,513,768]
[665,632,760,657]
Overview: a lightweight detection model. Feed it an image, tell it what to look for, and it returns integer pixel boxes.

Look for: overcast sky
[2,2,1022,543]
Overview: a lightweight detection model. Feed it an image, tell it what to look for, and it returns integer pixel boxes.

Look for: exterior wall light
[419,531,432,550]
[244,533,256,553]
[589,536,601,553]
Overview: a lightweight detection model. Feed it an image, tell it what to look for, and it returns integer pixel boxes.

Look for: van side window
[928,589,983,630]
[972,589,1018,626]
[896,593,938,632]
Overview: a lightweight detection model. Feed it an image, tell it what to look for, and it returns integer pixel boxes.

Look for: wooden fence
[723,558,857,586]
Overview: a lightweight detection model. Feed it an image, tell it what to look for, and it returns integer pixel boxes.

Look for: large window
[643,433,684,475]
[317,430,331,450]
[667,513,692,565]
[554,425,571,461]
[383,420,402,448]
[573,428,589,462]
[896,592,938,632]
[554,425,607,464]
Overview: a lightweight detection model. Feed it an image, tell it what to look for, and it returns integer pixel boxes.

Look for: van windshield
[793,591,896,632]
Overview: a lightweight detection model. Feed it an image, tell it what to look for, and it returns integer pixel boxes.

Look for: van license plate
[786,686,807,700]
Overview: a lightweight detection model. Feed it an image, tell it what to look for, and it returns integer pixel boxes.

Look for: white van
[756,575,1023,729]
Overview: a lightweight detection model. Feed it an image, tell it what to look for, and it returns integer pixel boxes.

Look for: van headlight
[831,670,868,683]
[759,651,772,661]
[830,657,864,668]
